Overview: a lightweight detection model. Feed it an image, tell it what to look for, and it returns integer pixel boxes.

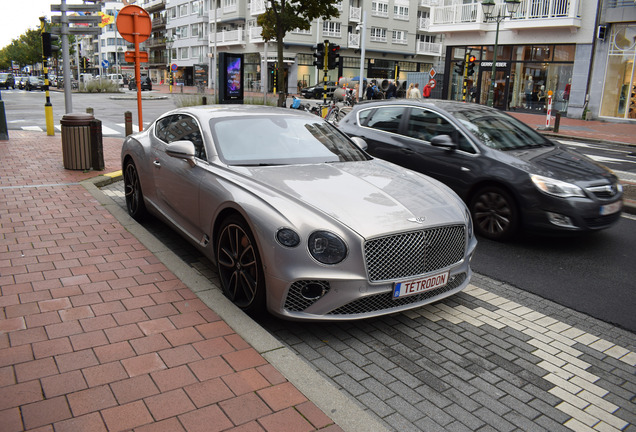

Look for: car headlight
[308,231,347,264]
[531,174,585,198]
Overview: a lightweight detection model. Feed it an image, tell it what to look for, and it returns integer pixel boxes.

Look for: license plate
[600,201,622,216]
[393,271,450,299]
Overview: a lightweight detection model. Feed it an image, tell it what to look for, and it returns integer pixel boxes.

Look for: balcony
[419,0,440,7]
[416,40,442,56]
[418,17,431,31]
[349,6,361,22]
[145,37,166,48]
[430,0,582,32]
[143,0,166,13]
[211,29,245,46]
[250,0,266,15]
[249,26,264,43]
[152,16,166,28]
[348,32,360,49]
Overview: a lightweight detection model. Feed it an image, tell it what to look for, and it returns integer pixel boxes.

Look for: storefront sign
[480,61,508,68]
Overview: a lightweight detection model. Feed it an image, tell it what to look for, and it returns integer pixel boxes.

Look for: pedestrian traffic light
[454,61,464,75]
[466,55,476,76]
[313,43,325,69]
[327,44,340,70]
[41,32,60,58]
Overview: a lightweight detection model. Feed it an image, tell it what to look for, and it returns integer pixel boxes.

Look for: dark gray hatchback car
[337,100,623,241]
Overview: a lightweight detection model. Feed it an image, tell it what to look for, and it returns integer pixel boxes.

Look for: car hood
[496,144,616,184]
[236,160,466,238]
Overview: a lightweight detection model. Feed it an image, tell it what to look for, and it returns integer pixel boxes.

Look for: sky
[0,0,84,49]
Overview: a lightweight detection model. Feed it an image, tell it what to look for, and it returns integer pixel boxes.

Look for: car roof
[162,104,321,121]
[351,98,496,114]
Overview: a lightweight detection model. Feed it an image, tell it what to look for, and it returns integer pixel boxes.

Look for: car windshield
[450,108,553,150]
[211,115,369,166]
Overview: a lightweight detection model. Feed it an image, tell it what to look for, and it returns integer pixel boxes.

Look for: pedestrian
[422,83,432,98]
[366,81,375,100]
[387,80,397,99]
[406,83,415,98]
[412,82,421,98]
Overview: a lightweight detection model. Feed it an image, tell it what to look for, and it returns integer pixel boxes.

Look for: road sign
[101,60,109,69]
[171,63,177,72]
[428,78,437,89]
[116,5,152,133]
[116,5,151,44]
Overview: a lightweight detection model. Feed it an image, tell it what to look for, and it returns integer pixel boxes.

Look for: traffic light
[466,55,476,76]
[454,61,464,75]
[313,43,324,69]
[41,32,60,58]
[327,44,340,70]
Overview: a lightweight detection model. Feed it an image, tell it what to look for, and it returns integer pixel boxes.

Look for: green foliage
[256,0,340,106]
[0,25,74,71]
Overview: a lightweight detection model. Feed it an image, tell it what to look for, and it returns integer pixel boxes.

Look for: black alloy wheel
[470,186,519,241]
[216,215,265,314]
[123,160,147,221]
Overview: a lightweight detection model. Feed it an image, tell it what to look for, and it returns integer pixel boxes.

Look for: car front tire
[470,186,519,241]
[123,159,148,222]
[216,215,266,315]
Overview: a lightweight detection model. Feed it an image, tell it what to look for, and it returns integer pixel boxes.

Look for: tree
[0,24,72,72]
[257,0,340,107]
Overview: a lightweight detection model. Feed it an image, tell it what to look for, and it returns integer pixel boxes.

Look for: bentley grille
[364,225,466,282]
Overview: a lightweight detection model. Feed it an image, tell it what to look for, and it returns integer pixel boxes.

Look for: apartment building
[153,0,443,93]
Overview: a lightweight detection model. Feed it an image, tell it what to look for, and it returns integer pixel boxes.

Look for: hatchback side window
[406,108,475,154]
[365,107,403,134]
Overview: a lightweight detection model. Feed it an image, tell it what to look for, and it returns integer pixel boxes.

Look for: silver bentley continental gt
[121,105,477,321]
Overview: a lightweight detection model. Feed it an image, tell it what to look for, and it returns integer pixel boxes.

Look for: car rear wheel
[470,186,519,241]
[216,215,266,315]
[123,160,148,221]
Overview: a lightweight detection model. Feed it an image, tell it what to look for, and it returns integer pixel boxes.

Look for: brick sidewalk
[0,131,345,432]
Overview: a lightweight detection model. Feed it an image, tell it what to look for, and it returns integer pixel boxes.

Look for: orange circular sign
[116,5,152,44]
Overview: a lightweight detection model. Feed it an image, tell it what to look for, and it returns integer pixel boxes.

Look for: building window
[371,1,389,18]
[169,7,177,19]
[394,4,409,20]
[370,27,387,43]
[392,30,407,45]
[322,21,341,38]
[191,1,200,15]
[178,25,189,38]
[191,24,200,37]
[179,4,188,17]
[179,47,189,60]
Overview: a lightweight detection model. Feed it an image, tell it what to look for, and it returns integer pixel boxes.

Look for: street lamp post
[481,0,521,107]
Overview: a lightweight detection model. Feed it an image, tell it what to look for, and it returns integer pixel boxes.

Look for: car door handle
[401,148,416,154]
[153,159,161,168]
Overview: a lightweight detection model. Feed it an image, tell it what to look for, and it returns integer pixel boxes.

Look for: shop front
[446,44,575,113]
[599,24,636,120]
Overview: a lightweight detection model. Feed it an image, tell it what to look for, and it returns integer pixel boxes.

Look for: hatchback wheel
[216,215,265,315]
[123,160,147,221]
[470,186,519,241]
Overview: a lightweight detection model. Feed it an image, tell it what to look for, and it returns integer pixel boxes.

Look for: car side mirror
[350,136,368,151]
[166,140,196,167]
[430,134,457,151]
